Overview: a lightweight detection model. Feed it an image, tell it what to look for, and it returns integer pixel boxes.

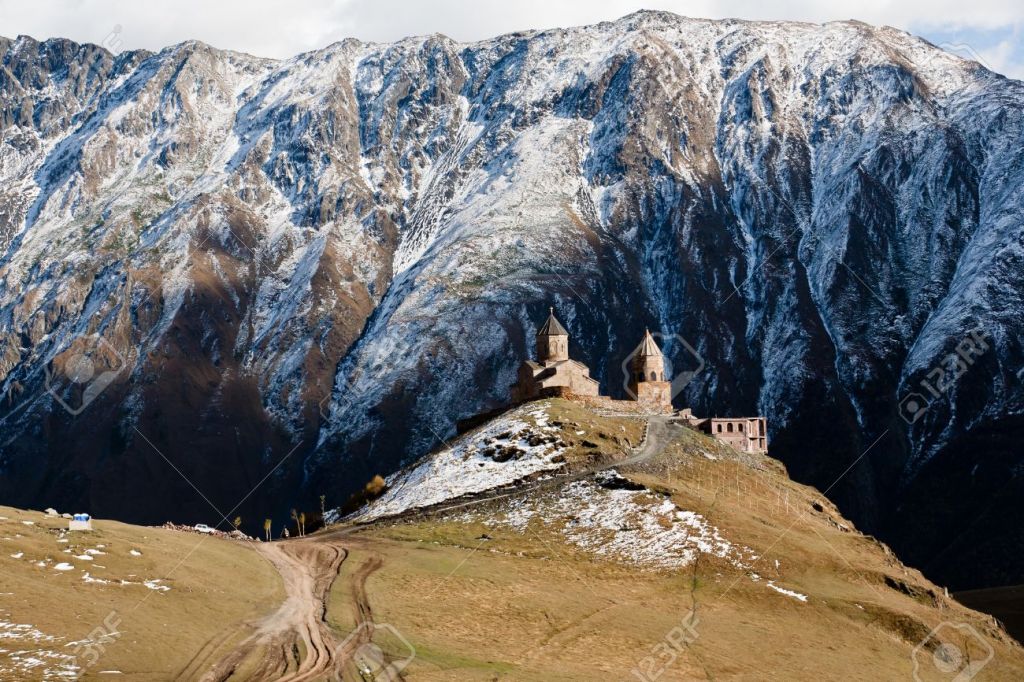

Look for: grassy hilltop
[2,398,1022,680]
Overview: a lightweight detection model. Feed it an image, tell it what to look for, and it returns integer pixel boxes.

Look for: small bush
[339,474,390,515]
[365,475,386,496]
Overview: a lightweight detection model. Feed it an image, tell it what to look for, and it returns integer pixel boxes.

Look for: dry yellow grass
[4,398,1022,680]
[0,507,282,680]
[324,404,1024,681]
[510,397,649,470]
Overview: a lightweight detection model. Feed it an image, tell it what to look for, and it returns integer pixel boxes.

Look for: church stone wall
[633,381,673,413]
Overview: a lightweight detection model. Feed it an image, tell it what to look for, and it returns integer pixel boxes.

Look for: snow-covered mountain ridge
[1,12,1022,589]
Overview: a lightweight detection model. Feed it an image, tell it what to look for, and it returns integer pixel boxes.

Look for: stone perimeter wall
[538,388,674,415]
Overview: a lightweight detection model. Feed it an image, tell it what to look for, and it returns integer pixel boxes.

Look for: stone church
[511,309,600,402]
[510,308,769,454]
[511,309,672,410]
[627,329,673,409]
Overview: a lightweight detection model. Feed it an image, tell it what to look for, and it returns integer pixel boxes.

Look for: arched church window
[739,423,744,432]
[649,371,656,381]
[716,424,722,433]
[727,423,734,433]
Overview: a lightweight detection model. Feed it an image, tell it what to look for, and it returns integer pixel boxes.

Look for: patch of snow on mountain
[0,619,80,680]
[458,471,757,571]
[348,405,566,522]
[767,581,808,602]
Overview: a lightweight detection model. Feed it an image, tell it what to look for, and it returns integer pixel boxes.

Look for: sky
[1,0,1021,79]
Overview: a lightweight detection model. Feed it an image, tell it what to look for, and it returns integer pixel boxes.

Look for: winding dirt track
[179,537,381,682]
[180,417,674,681]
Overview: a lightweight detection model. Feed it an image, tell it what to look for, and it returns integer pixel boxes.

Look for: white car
[194,524,214,534]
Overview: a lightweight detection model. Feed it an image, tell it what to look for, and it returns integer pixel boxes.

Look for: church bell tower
[536,308,569,363]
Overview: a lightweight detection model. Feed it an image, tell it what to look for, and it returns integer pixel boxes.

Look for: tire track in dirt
[187,540,348,682]
[181,533,400,682]
[186,417,681,680]
[333,552,403,679]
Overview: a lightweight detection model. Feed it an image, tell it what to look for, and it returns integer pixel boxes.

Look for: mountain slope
[316,398,1024,680]
[6,399,1012,680]
[0,12,1023,590]
[0,505,281,679]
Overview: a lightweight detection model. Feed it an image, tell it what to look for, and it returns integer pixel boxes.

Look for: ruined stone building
[511,308,768,454]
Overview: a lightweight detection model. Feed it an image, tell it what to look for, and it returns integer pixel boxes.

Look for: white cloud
[0,0,1021,78]
[980,39,1020,76]
[971,31,1024,79]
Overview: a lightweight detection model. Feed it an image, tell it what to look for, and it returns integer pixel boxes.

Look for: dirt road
[181,415,680,681]
[180,537,387,682]
[618,415,678,465]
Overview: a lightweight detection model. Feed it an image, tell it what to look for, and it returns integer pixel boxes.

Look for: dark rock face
[0,13,1022,589]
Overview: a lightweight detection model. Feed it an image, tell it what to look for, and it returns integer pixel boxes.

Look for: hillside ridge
[2,397,1023,679]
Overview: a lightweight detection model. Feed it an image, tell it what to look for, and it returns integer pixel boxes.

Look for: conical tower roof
[637,329,663,357]
[537,307,568,336]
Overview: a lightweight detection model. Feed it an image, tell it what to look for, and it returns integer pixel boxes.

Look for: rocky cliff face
[1,12,1022,589]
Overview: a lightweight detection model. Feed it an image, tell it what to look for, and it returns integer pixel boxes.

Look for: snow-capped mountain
[1,12,1022,589]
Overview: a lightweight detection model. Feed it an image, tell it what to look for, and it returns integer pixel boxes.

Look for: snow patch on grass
[766,581,808,602]
[82,573,110,585]
[454,471,757,571]
[0,619,80,680]
[347,406,567,522]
